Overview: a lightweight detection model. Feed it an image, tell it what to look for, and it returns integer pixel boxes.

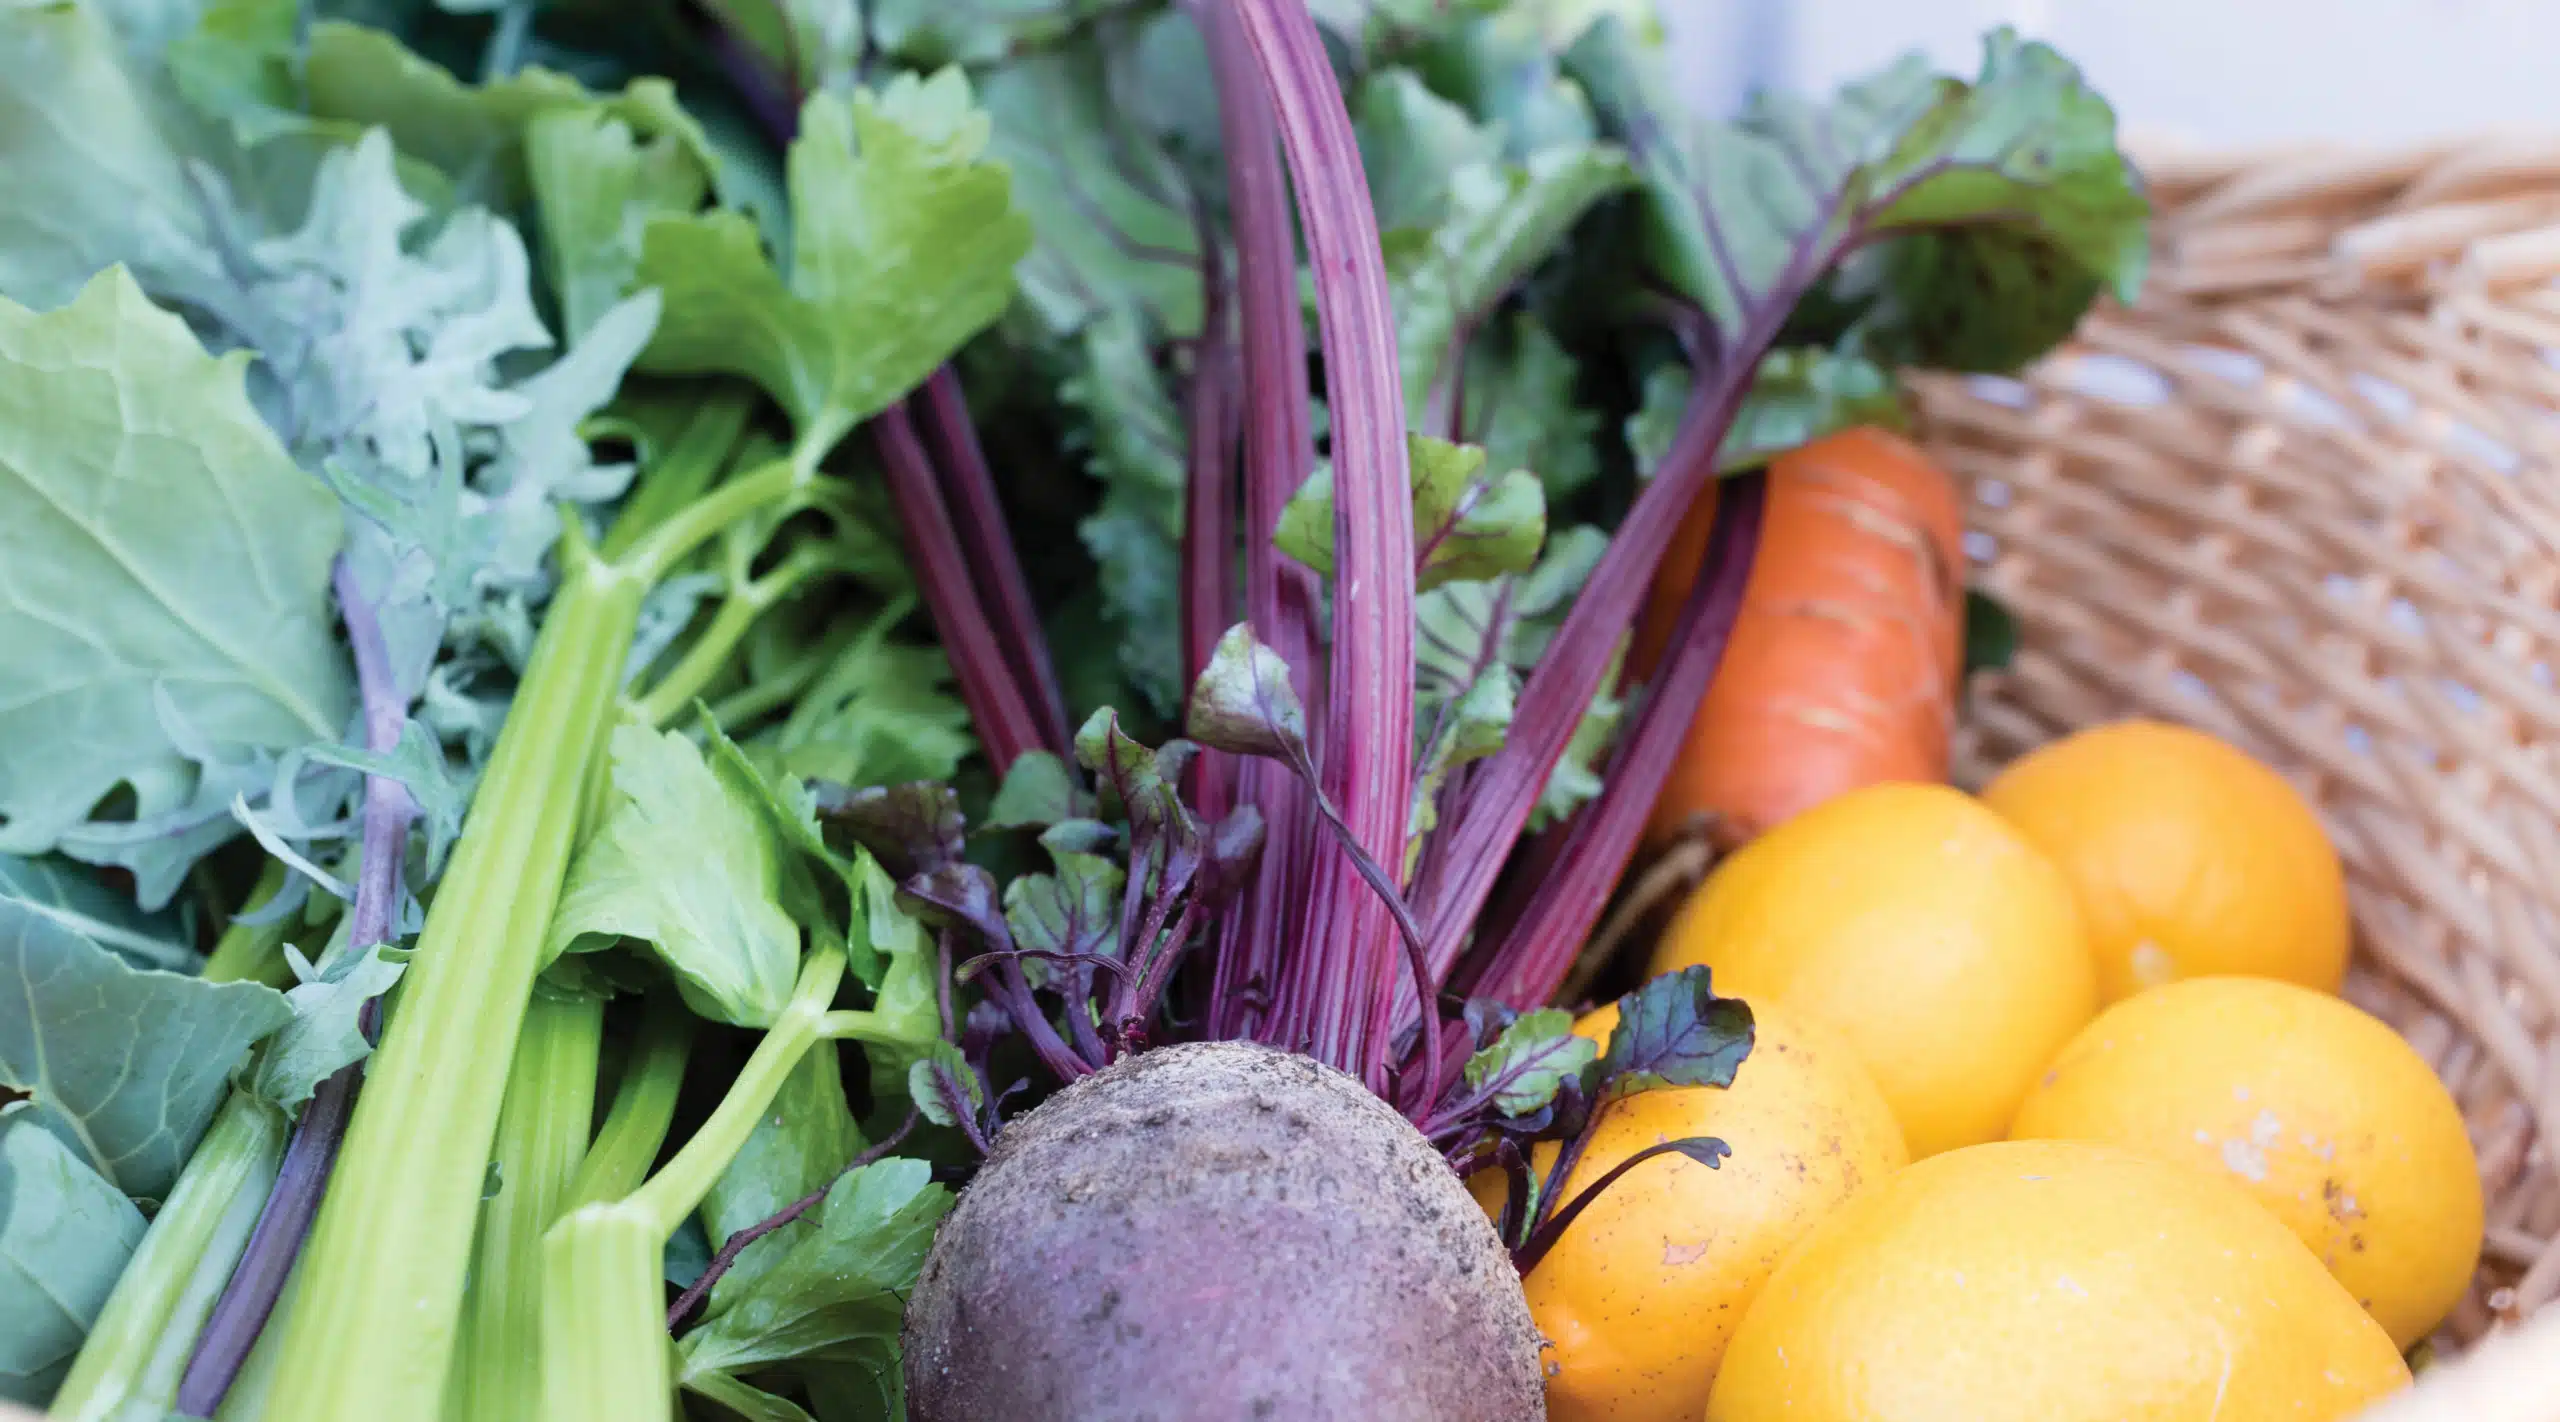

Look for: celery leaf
[0,268,351,871]
[0,900,293,1201]
[525,107,713,344]
[550,723,801,1028]
[637,73,1031,444]
[675,1157,953,1382]
[754,607,975,793]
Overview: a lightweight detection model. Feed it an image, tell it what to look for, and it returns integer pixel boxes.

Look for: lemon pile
[1512,719,2483,1421]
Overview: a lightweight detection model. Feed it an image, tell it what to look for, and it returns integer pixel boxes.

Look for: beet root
[902,1040,1547,1421]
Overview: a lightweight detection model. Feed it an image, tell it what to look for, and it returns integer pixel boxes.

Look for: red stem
[1181,238,1241,820]
[1462,471,1766,1011]
[1197,0,1321,1042]
[919,367,1072,758]
[1417,368,1754,982]
[1229,0,1418,1089]
[874,406,1052,770]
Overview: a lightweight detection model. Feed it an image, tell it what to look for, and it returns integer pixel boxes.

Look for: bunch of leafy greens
[0,0,2143,1417]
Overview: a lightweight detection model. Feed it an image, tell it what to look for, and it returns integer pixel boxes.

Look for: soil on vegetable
[903,1040,1547,1421]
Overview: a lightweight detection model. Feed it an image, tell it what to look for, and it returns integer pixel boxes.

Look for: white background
[1657,0,2557,145]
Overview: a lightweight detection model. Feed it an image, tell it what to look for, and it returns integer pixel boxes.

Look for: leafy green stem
[259,534,648,1422]
[200,860,297,988]
[538,1202,676,1422]
[617,454,803,588]
[50,1092,287,1422]
[446,990,606,1422]
[623,946,848,1238]
[632,540,842,728]
[565,992,696,1211]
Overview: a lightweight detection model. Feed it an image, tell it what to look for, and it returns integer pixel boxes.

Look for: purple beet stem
[1463,471,1767,1012]
[1196,0,1321,1043]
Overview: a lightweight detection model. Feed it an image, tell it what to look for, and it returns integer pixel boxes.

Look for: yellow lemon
[2010,976,2482,1346]
[1473,1001,1908,1421]
[1980,719,2350,1001]
[1650,782,2096,1157]
[1707,1139,2412,1421]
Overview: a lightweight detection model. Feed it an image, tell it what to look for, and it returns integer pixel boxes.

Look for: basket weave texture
[1913,137,2560,1415]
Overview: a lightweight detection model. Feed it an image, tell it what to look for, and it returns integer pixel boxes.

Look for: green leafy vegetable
[550,722,802,1028]
[1278,434,1546,593]
[0,855,195,974]
[637,73,1034,452]
[676,1157,954,1386]
[524,108,715,343]
[252,943,409,1118]
[0,3,206,312]
[1462,1007,1597,1116]
[0,270,351,893]
[0,899,292,1201]
[1964,585,2021,674]
[0,1118,148,1404]
[1565,18,2147,360]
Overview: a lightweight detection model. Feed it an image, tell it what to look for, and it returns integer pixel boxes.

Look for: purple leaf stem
[1227,0,1418,1087]
[1459,471,1767,1014]
[919,367,1072,757]
[1195,0,1321,1041]
[875,405,1052,771]
[177,557,418,1416]
[1417,363,1756,983]
[1181,233,1241,819]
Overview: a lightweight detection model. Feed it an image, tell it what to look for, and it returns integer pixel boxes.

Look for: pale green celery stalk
[633,540,851,728]
[537,949,848,1422]
[626,947,846,1231]
[565,993,696,1211]
[261,533,654,1422]
[50,1093,287,1422]
[264,412,820,1422]
[539,1203,677,1422]
[445,989,607,1422]
[597,390,755,564]
[200,860,299,987]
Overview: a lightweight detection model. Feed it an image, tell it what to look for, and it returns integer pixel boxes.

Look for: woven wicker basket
[1912,136,2560,1418]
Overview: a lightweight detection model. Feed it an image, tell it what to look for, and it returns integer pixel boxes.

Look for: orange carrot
[1632,427,1968,848]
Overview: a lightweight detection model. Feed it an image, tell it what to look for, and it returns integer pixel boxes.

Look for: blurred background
[1658,0,2555,146]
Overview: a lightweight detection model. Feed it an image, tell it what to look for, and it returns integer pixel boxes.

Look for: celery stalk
[49,1093,286,1422]
[539,1203,678,1422]
[259,536,647,1422]
[199,861,299,988]
[535,950,848,1422]
[565,992,695,1212]
[445,989,606,1422]
[626,947,847,1235]
[262,426,814,1421]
